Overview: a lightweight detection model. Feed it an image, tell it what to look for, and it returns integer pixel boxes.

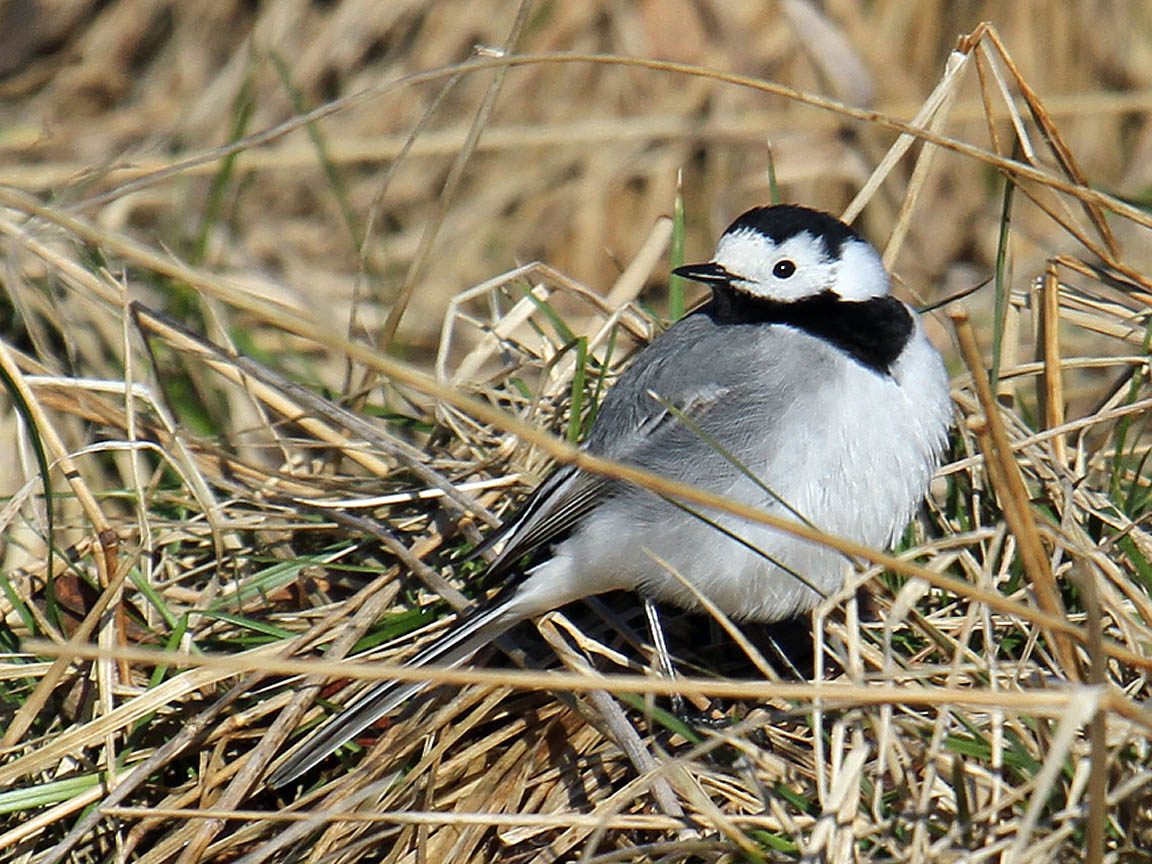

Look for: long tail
[267,592,529,787]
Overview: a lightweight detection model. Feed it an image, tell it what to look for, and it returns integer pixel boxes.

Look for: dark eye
[773,259,796,279]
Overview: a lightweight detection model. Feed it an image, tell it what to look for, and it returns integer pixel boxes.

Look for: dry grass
[2,2,1152,862]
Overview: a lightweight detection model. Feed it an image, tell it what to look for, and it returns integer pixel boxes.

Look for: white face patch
[832,239,892,301]
[711,227,890,302]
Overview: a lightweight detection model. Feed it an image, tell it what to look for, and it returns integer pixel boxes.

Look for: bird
[267,203,952,787]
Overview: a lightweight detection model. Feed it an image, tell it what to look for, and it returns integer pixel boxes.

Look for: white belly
[531,326,951,623]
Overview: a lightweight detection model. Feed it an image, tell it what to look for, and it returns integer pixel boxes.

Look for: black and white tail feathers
[266,591,530,787]
[268,458,619,787]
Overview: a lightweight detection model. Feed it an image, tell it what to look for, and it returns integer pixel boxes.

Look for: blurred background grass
[4,0,1150,344]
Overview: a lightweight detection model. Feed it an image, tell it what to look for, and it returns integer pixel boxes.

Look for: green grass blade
[668,178,687,321]
[584,322,619,433]
[766,142,781,204]
[270,51,364,251]
[0,775,101,815]
[565,336,588,443]
[0,362,57,634]
[193,66,255,264]
[989,146,1019,391]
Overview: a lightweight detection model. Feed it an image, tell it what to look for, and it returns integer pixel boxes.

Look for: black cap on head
[724,204,861,259]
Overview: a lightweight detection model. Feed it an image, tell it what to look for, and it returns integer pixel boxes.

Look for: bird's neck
[704,287,915,376]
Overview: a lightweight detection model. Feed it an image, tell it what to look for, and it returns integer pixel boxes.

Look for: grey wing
[583,314,794,483]
[482,464,612,577]
[484,313,792,573]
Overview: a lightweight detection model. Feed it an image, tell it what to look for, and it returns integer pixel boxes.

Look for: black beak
[672,261,733,285]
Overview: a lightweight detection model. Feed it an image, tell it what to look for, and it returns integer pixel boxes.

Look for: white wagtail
[268,203,952,787]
